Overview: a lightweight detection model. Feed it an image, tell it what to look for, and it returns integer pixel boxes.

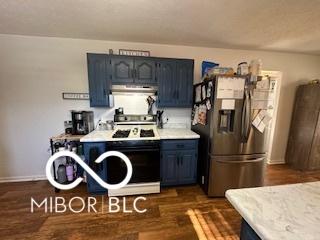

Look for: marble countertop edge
[225,189,266,240]
[225,182,320,240]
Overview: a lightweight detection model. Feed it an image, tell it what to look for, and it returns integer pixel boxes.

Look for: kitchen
[1,1,320,240]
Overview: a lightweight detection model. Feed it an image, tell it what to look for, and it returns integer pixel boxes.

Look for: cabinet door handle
[177,156,179,166]
[103,89,106,96]
[180,156,183,165]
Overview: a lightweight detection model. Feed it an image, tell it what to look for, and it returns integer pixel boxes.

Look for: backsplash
[94,95,192,129]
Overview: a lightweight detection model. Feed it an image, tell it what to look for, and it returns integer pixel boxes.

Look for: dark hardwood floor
[0,164,320,240]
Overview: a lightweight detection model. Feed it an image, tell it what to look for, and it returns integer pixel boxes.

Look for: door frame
[261,70,282,165]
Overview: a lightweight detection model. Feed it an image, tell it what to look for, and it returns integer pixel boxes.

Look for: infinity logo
[46,151,132,190]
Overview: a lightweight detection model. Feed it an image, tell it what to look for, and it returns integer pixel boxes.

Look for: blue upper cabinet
[111,56,156,85]
[135,58,156,85]
[87,53,110,107]
[111,56,134,84]
[157,59,194,108]
[157,60,177,107]
[87,54,194,108]
[176,60,194,107]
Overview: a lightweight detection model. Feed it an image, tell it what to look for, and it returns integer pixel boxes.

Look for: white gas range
[107,114,161,197]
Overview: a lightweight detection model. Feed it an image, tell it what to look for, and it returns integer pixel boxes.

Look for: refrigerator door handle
[241,88,252,142]
[241,90,248,142]
[245,89,252,139]
[241,97,245,141]
[215,157,264,164]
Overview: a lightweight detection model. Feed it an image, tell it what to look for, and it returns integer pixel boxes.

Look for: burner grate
[140,129,155,138]
[112,130,131,138]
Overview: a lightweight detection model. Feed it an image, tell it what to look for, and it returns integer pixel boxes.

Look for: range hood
[111,85,157,95]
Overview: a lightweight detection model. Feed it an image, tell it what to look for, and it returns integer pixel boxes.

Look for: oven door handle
[109,148,160,152]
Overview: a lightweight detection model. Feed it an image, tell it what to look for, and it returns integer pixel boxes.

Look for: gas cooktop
[112,126,158,140]
[110,114,160,141]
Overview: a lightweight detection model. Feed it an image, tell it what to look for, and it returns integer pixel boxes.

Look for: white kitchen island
[226,181,320,240]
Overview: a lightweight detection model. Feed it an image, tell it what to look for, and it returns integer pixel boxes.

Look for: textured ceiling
[0,0,320,54]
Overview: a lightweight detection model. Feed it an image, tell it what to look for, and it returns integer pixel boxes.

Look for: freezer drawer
[208,155,265,197]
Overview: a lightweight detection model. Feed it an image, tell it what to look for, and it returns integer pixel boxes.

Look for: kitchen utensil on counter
[97,120,107,131]
[157,110,164,129]
[106,120,114,130]
[115,107,124,115]
[146,96,155,115]
[64,121,73,134]
[57,164,67,183]
[97,120,114,130]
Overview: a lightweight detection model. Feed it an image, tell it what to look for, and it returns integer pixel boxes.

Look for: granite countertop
[157,128,200,139]
[80,128,199,142]
[80,130,114,142]
[226,181,320,240]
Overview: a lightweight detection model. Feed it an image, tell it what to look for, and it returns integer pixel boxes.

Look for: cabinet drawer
[161,140,198,150]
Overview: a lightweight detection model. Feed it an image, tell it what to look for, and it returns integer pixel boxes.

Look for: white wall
[0,34,319,180]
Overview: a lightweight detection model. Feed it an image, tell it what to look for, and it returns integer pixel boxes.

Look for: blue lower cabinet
[161,150,179,186]
[83,142,107,194]
[178,150,197,184]
[161,140,198,186]
[240,219,261,240]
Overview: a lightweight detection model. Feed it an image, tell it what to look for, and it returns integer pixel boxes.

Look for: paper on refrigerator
[252,110,272,133]
[256,77,270,90]
[252,100,274,110]
[252,88,274,110]
[221,99,235,110]
[217,77,245,99]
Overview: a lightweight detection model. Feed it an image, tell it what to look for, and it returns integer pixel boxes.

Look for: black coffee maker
[71,111,94,135]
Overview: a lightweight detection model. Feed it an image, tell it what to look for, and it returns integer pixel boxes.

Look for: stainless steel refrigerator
[192,75,274,197]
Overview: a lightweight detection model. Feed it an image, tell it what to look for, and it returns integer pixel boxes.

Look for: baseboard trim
[0,159,286,183]
[267,159,285,165]
[0,175,47,183]
[108,182,160,197]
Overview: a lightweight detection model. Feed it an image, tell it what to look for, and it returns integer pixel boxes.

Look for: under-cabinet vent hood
[111,85,157,95]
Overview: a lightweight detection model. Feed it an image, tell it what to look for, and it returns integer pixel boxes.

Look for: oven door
[107,146,160,184]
